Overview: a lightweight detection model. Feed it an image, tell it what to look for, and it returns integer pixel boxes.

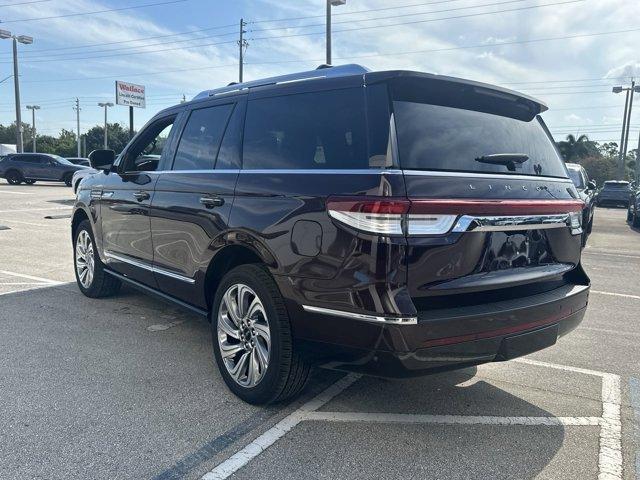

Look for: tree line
[0,122,636,184]
[0,122,133,158]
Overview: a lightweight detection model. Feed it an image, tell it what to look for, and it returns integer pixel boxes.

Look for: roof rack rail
[192,64,369,101]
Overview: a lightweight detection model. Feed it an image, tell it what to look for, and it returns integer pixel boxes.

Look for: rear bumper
[288,281,589,377]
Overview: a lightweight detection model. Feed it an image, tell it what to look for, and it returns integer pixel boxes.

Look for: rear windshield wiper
[475,153,529,172]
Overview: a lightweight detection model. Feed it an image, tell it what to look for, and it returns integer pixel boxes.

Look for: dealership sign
[115,81,146,108]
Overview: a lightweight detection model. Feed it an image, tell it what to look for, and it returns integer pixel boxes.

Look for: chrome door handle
[199,196,224,208]
[133,191,150,202]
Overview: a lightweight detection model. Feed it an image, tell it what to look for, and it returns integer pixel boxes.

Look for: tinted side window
[172,104,233,171]
[216,103,243,170]
[242,88,368,170]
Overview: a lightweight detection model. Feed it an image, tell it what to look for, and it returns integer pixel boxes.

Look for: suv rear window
[242,88,368,170]
[393,101,567,178]
[603,182,630,189]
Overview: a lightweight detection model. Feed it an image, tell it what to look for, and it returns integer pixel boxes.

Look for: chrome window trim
[104,251,196,284]
[151,168,571,182]
[302,305,417,325]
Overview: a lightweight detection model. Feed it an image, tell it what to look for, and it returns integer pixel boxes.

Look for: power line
[10,29,239,62]
[0,0,52,6]
[250,0,585,41]
[249,0,537,34]
[249,0,464,24]
[9,0,527,62]
[0,23,238,57]
[0,0,187,23]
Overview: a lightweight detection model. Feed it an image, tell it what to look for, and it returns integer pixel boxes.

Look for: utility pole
[238,18,247,83]
[98,102,114,149]
[1,30,34,153]
[73,98,81,157]
[613,81,639,180]
[326,0,346,65]
[26,105,40,152]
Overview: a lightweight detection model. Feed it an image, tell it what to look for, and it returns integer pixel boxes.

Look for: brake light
[326,197,585,236]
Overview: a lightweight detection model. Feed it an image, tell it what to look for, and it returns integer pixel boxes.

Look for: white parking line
[0,207,71,214]
[581,326,640,338]
[584,251,640,260]
[203,360,623,480]
[306,411,601,426]
[592,290,640,301]
[201,374,360,480]
[0,270,61,285]
[0,218,50,228]
[0,190,34,195]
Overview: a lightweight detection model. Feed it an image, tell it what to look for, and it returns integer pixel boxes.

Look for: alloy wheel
[217,283,271,388]
[75,230,95,288]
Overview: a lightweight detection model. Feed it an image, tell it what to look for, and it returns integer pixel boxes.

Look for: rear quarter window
[242,88,369,170]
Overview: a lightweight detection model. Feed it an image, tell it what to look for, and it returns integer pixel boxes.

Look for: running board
[104,269,209,318]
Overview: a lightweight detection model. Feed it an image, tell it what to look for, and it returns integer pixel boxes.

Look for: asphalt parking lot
[0,182,639,480]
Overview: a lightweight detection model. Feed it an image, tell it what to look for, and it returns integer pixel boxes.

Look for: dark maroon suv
[71,65,589,404]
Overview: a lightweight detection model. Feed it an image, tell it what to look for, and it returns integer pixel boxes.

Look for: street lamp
[26,105,40,153]
[98,102,114,149]
[612,81,637,179]
[326,0,346,65]
[0,29,34,153]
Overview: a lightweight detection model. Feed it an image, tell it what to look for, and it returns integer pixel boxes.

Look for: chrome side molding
[302,305,417,325]
[104,251,196,284]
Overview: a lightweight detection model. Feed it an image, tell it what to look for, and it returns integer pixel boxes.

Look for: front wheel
[64,174,73,187]
[211,264,310,404]
[5,170,23,185]
[74,220,121,297]
[633,210,640,228]
[24,179,36,185]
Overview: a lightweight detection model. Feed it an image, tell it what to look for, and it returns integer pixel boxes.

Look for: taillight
[326,198,409,235]
[327,197,585,236]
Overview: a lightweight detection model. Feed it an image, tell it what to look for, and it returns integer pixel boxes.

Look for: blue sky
[0,0,638,145]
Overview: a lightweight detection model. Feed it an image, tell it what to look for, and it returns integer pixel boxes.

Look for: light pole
[26,105,40,152]
[612,82,640,180]
[98,102,114,149]
[0,29,34,154]
[326,0,346,65]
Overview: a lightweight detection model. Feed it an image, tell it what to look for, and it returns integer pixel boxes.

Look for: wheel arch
[203,241,277,315]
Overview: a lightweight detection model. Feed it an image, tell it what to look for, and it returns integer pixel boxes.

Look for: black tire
[64,173,73,187]
[633,211,640,229]
[211,264,310,404]
[24,179,36,185]
[73,219,121,298]
[628,208,634,222]
[5,169,23,185]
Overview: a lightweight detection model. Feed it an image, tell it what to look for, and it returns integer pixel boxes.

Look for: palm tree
[556,134,599,161]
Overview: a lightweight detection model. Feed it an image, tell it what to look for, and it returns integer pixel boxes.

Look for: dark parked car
[597,180,632,207]
[627,189,640,227]
[72,65,589,404]
[0,153,90,186]
[67,157,91,167]
[566,163,596,246]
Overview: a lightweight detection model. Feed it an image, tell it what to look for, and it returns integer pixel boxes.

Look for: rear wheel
[633,210,640,228]
[74,220,121,297]
[64,173,73,187]
[211,264,310,404]
[5,170,23,185]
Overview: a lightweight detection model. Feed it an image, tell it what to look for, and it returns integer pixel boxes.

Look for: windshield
[393,101,567,178]
[50,155,74,165]
[567,168,584,188]
[603,182,630,190]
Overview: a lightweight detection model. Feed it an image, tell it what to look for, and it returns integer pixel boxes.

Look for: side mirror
[88,149,115,171]
[587,180,597,190]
